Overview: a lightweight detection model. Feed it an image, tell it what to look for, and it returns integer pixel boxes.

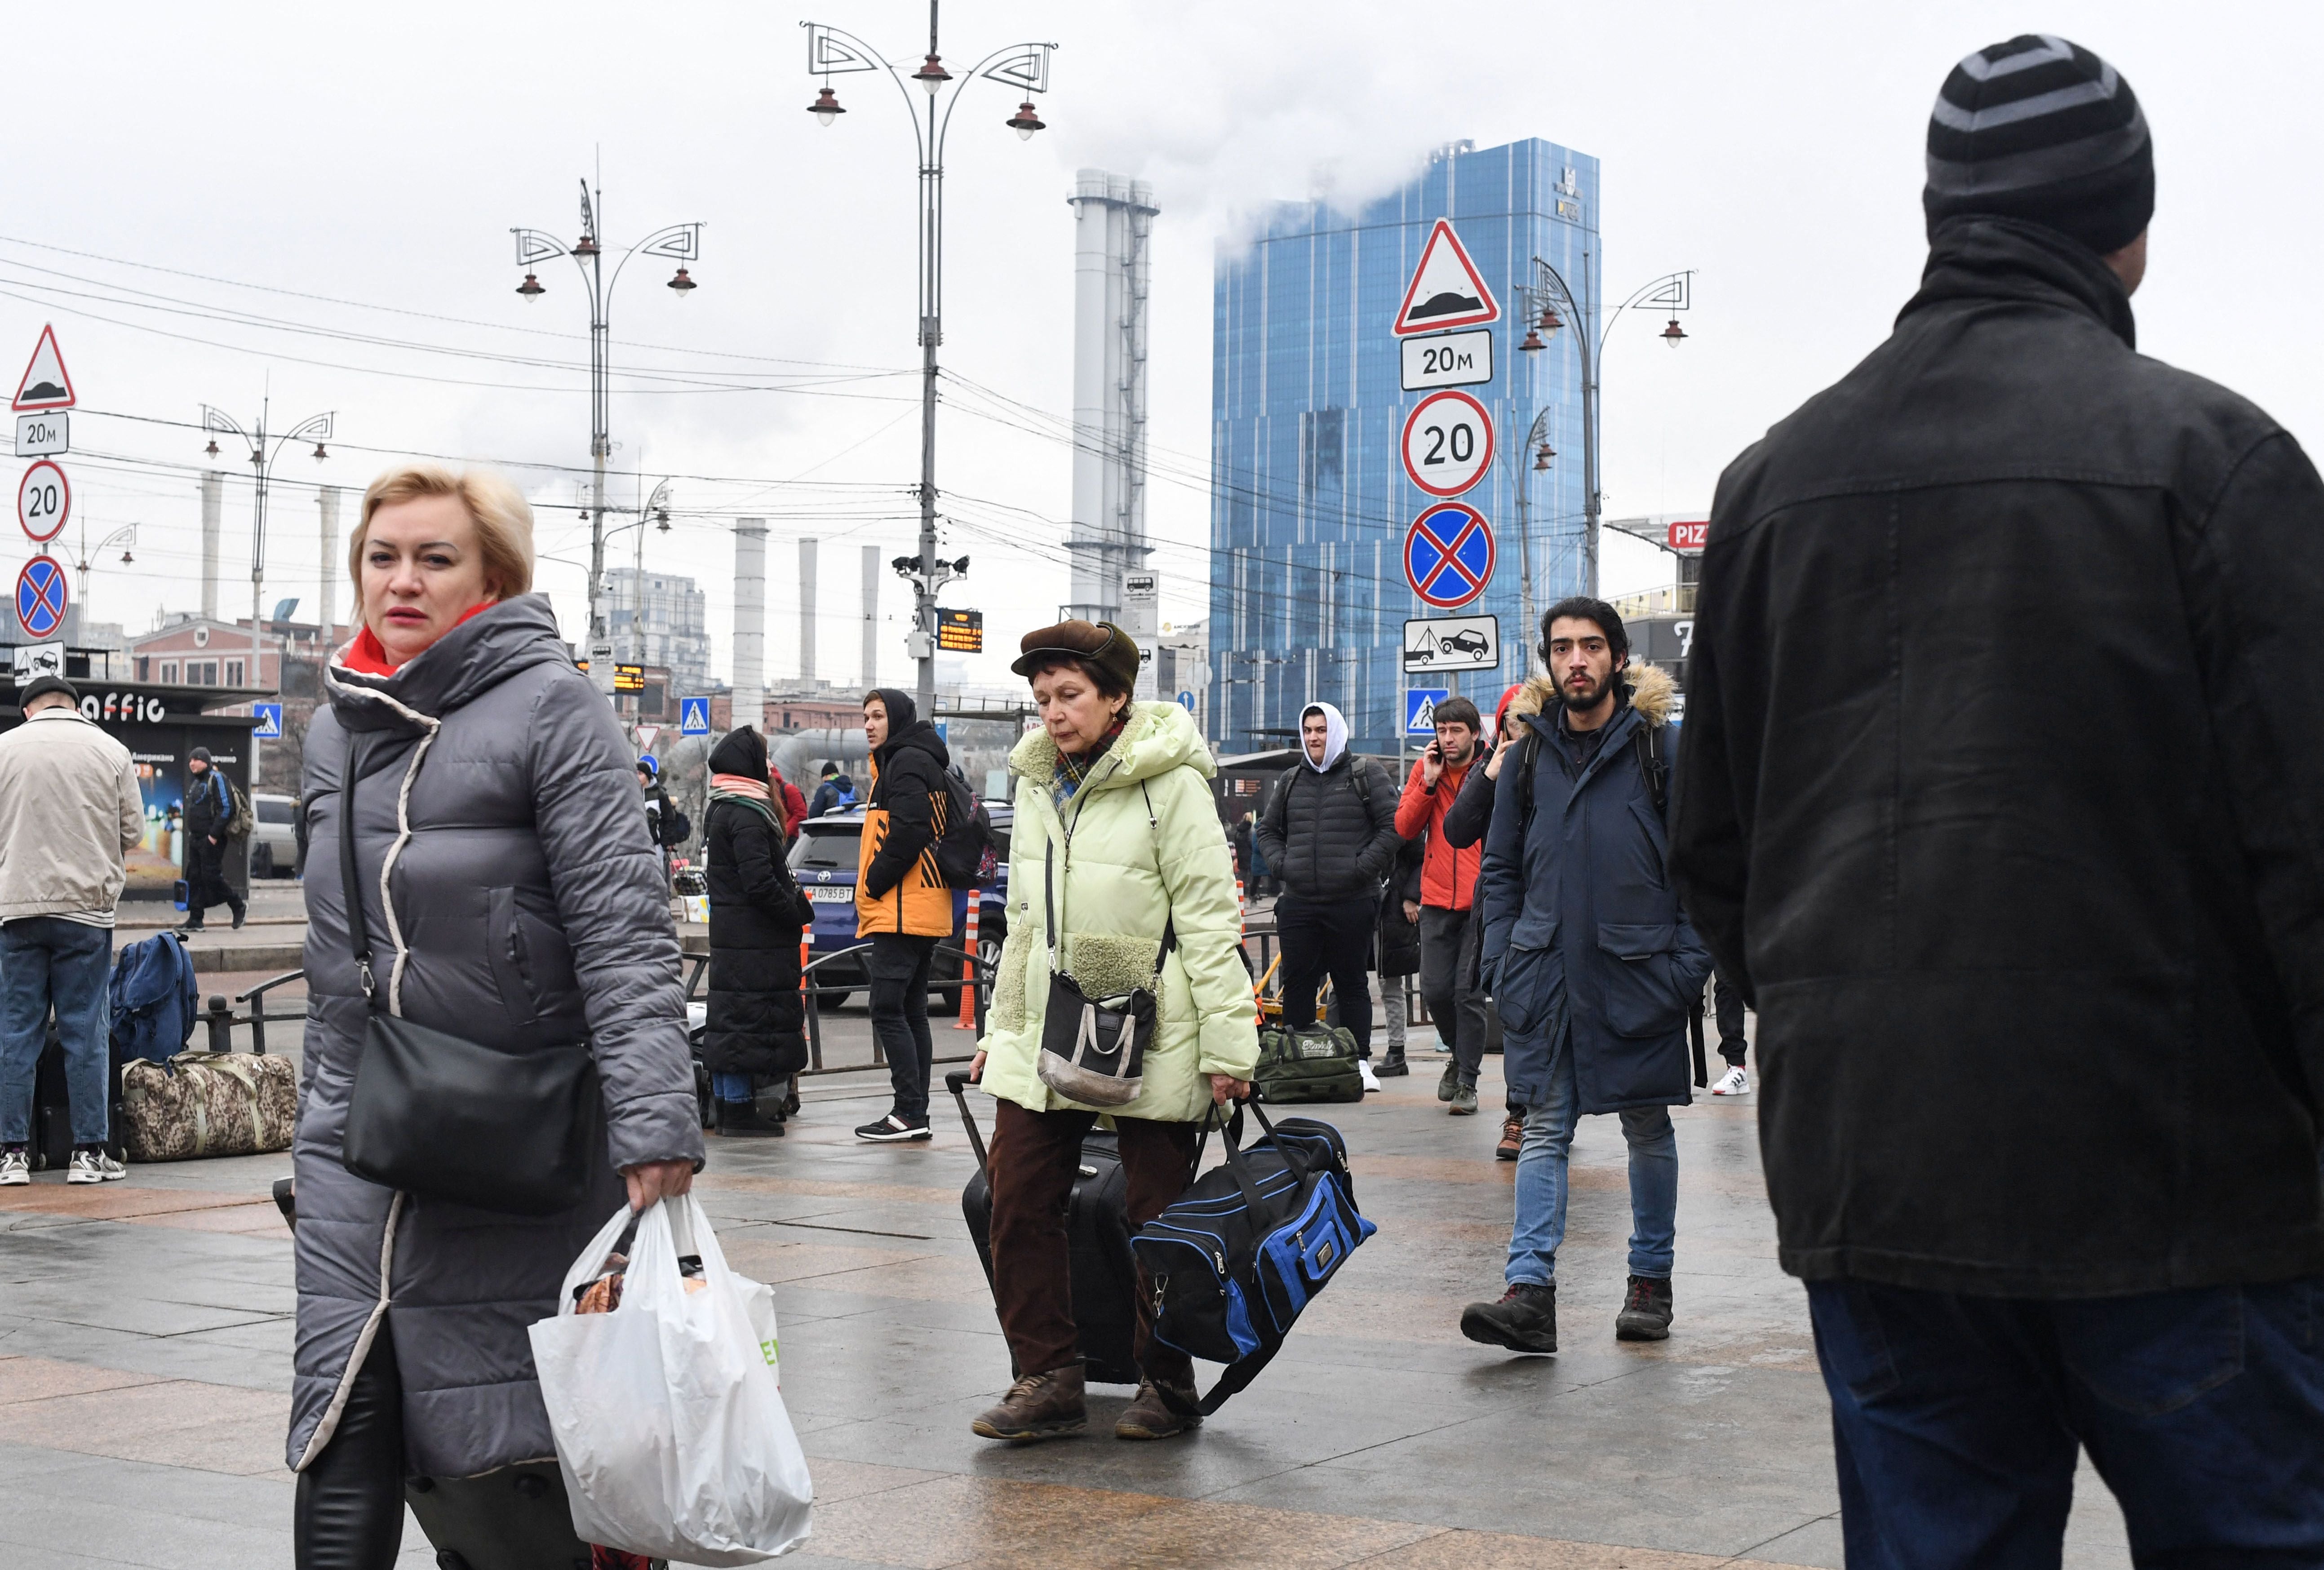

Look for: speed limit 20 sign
[17,458,69,544]
[1400,389,1494,498]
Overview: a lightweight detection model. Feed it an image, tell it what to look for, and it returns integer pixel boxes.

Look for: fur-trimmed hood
[1510,660,1676,727]
[1007,700,1216,790]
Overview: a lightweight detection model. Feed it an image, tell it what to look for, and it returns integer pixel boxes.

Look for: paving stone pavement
[0,1050,2138,1569]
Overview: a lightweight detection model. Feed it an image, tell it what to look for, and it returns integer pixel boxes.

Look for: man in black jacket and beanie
[1255,701,1401,1090]
[179,747,245,931]
[1671,36,2324,1560]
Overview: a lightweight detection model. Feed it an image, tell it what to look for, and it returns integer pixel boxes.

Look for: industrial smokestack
[860,545,878,693]
[1065,169,1158,625]
[200,472,223,622]
[733,519,767,735]
[798,537,818,686]
[318,486,341,651]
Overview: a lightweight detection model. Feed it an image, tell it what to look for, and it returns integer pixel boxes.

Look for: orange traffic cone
[955,898,980,1029]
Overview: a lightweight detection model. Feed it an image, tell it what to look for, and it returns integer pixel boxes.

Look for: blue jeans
[1808,1276,2324,1567]
[712,1073,753,1102]
[1506,1035,1679,1286]
[0,917,114,1147]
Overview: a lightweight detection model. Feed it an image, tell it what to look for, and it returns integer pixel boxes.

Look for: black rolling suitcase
[946,1070,1143,1386]
[30,1024,126,1170]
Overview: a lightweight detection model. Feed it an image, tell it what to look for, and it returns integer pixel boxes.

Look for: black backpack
[932,770,998,887]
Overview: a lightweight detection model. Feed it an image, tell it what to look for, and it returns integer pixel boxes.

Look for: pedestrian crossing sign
[1406,688,1449,736]
[253,703,282,740]
[679,697,711,736]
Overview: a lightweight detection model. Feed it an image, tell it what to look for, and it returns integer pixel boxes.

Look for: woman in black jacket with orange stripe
[702,726,814,1137]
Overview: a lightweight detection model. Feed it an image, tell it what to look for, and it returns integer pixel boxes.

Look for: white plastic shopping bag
[529,1196,813,1565]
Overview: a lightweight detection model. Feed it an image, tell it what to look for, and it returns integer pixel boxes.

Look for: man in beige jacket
[0,676,145,1185]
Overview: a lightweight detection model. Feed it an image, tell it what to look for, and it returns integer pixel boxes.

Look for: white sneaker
[1358,1060,1381,1094]
[67,1149,125,1184]
[0,1149,27,1185]
[1710,1065,1750,1096]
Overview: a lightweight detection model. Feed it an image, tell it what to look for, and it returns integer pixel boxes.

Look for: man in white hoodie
[0,676,145,1185]
[1253,701,1403,1088]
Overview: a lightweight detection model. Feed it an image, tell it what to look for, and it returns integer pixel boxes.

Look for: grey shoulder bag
[337,732,602,1215]
[1036,783,1175,1108]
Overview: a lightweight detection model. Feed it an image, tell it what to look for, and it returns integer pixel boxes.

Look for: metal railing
[683,941,997,1077]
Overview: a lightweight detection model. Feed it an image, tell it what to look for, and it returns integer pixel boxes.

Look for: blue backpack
[1130,1100,1375,1415]
[109,931,199,1067]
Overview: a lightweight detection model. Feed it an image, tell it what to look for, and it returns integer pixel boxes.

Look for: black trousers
[294,1331,405,1570]
[1418,904,1489,1087]
[186,836,245,926]
[867,931,938,1121]
[1276,892,1374,1056]
[1713,969,1748,1066]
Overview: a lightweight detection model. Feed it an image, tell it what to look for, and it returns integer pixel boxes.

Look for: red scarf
[340,603,496,677]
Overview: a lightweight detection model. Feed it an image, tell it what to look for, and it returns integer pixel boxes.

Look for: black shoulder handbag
[337,733,602,1215]
[1035,782,1175,1109]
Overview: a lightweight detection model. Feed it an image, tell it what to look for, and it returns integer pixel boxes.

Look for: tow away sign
[1403,614,1500,674]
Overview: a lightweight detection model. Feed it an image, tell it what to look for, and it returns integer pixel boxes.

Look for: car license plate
[807,886,855,903]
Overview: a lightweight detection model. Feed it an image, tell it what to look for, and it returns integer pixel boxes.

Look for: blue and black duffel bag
[1130,1098,1376,1415]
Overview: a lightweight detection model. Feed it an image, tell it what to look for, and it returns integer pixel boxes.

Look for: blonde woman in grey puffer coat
[287,464,702,1567]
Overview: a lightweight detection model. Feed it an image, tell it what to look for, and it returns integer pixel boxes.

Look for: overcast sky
[8,1,2312,688]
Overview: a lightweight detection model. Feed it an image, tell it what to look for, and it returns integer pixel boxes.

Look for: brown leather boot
[970,1364,1087,1441]
[1115,1377,1202,1440]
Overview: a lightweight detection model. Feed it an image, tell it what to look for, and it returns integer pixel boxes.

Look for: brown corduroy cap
[1011,619,1142,694]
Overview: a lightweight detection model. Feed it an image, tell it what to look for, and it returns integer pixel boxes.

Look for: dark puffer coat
[702,727,814,1079]
[1254,756,1400,902]
[289,596,703,1479]
[1376,832,1422,979]
[1672,216,2324,1297]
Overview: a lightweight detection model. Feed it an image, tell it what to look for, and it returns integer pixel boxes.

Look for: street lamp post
[201,402,333,688]
[68,522,137,612]
[1516,261,1693,599]
[802,4,1055,716]
[1510,408,1556,657]
[509,182,701,692]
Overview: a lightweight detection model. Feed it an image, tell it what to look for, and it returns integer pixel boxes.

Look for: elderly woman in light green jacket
[966,619,1256,1446]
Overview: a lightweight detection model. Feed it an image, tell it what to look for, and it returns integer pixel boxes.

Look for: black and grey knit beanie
[1924,35,2152,257]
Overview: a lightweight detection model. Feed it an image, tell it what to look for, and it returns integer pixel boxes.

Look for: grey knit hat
[1924,35,2153,257]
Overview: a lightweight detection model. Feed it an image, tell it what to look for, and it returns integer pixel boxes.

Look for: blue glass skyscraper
[1208,137,1598,753]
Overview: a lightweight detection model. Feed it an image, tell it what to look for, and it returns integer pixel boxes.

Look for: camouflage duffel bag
[121,1053,297,1162]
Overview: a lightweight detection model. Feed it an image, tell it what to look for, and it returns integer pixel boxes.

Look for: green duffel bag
[1252,1023,1365,1104]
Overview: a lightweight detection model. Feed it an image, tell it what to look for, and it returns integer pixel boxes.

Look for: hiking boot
[1616,1275,1675,1341]
[1459,1282,1557,1354]
[718,1100,785,1138]
[0,1147,27,1186]
[1437,1061,1459,1102]
[1496,1112,1525,1161]
[854,1113,931,1143]
[1375,1049,1409,1078]
[1115,1378,1202,1441]
[970,1364,1087,1442]
[1449,1083,1478,1116]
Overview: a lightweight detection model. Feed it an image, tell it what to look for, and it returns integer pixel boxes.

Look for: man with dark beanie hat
[1672,35,2324,1559]
[1923,35,2152,258]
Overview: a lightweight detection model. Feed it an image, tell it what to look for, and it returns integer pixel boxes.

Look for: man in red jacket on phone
[1395,696,1490,1115]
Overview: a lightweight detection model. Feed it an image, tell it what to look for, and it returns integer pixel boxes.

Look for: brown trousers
[988,1097,1199,1384]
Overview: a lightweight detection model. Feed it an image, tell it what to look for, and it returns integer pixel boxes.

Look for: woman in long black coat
[703,727,815,1136]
